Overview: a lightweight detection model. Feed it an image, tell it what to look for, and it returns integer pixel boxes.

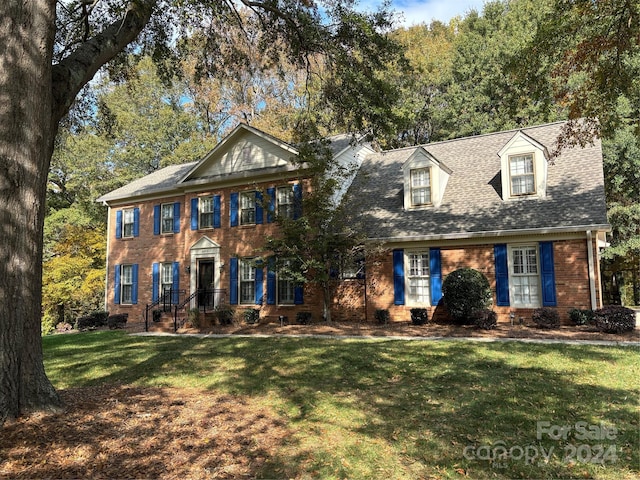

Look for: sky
[360,0,488,26]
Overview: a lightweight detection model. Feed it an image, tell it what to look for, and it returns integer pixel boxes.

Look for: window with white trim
[278,259,295,305]
[240,191,256,225]
[510,245,540,307]
[160,263,173,298]
[410,168,431,206]
[121,264,133,304]
[509,154,535,196]
[239,259,255,304]
[277,186,295,219]
[122,209,135,238]
[407,252,430,304]
[161,204,174,233]
[199,197,214,229]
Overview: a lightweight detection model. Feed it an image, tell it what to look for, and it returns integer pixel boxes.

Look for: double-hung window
[121,264,134,304]
[199,197,214,229]
[240,191,256,225]
[509,154,535,196]
[239,259,255,304]
[278,259,295,305]
[277,186,295,219]
[160,263,173,298]
[410,168,431,206]
[161,204,174,233]
[122,209,135,238]
[510,245,540,306]
[407,252,430,304]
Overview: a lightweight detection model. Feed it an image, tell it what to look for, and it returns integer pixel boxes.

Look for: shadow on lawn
[41,332,639,479]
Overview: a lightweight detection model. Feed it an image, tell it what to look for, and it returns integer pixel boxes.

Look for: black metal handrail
[144,288,186,331]
[172,288,227,332]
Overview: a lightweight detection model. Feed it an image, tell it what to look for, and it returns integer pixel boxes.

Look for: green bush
[593,306,636,334]
[214,305,234,325]
[442,268,492,324]
[568,308,595,326]
[375,309,390,325]
[244,308,260,324]
[75,310,109,330]
[532,307,560,329]
[107,314,128,329]
[409,308,429,325]
[188,308,201,328]
[472,309,497,330]
[296,311,312,324]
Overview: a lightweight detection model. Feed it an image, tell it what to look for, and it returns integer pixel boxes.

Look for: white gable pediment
[180,124,299,183]
[190,236,221,251]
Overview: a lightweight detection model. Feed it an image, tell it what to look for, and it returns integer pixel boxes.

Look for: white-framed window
[509,245,540,307]
[199,197,214,229]
[121,264,133,304]
[161,204,174,233]
[277,186,295,219]
[509,154,535,196]
[410,168,431,206]
[122,208,135,238]
[240,191,256,225]
[239,259,255,304]
[407,251,430,304]
[278,259,295,305]
[160,262,173,298]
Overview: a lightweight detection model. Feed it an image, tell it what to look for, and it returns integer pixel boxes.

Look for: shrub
[56,322,73,332]
[107,314,128,329]
[593,306,636,334]
[473,309,497,330]
[375,309,390,325]
[442,268,492,324]
[244,308,260,324]
[152,309,162,322]
[214,305,234,325]
[296,311,312,324]
[532,307,560,329]
[75,311,109,330]
[568,308,595,326]
[410,308,429,325]
[188,308,201,328]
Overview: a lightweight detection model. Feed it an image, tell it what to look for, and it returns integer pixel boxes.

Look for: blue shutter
[133,208,140,237]
[294,284,304,305]
[152,263,159,303]
[213,195,221,228]
[153,205,161,235]
[229,257,238,304]
[114,264,121,304]
[255,191,263,225]
[172,261,180,304]
[190,198,199,230]
[173,202,181,233]
[255,265,264,305]
[393,249,405,305]
[540,241,557,307]
[266,187,276,223]
[494,244,510,306]
[230,192,239,227]
[429,247,442,305]
[293,183,302,219]
[266,258,276,305]
[131,264,139,305]
[115,210,122,239]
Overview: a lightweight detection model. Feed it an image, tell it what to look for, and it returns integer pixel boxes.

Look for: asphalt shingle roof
[347,122,609,240]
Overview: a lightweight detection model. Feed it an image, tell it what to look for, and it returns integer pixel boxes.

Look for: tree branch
[51,0,156,125]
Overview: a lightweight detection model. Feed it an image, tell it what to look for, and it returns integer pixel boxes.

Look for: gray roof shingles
[347,122,609,240]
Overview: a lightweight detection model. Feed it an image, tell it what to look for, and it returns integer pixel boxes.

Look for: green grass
[43,331,640,479]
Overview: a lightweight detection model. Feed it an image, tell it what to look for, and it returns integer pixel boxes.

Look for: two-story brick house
[98,121,610,329]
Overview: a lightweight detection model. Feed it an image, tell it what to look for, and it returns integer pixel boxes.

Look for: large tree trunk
[0,0,154,424]
[0,0,61,423]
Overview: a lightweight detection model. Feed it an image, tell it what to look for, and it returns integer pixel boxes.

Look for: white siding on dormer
[330,143,375,206]
[402,149,451,209]
[498,131,549,200]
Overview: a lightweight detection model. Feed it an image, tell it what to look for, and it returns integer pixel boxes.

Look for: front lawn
[4,331,638,479]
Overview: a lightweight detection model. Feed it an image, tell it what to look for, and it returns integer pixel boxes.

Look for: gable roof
[347,121,609,241]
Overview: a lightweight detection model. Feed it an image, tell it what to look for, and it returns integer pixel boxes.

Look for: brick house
[97,121,610,329]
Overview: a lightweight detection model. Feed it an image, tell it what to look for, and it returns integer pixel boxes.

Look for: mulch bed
[2,322,637,479]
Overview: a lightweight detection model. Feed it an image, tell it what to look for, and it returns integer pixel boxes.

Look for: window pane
[123,209,134,237]
[511,246,539,306]
[200,197,213,228]
[240,192,256,224]
[161,204,173,233]
[277,186,294,219]
[407,253,429,303]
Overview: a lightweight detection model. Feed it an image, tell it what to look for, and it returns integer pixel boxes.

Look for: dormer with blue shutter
[498,131,550,200]
[402,148,451,210]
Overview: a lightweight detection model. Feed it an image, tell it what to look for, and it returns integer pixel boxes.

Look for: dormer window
[410,168,432,206]
[509,154,535,196]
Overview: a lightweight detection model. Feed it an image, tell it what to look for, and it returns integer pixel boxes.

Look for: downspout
[586,230,597,310]
[104,204,111,312]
